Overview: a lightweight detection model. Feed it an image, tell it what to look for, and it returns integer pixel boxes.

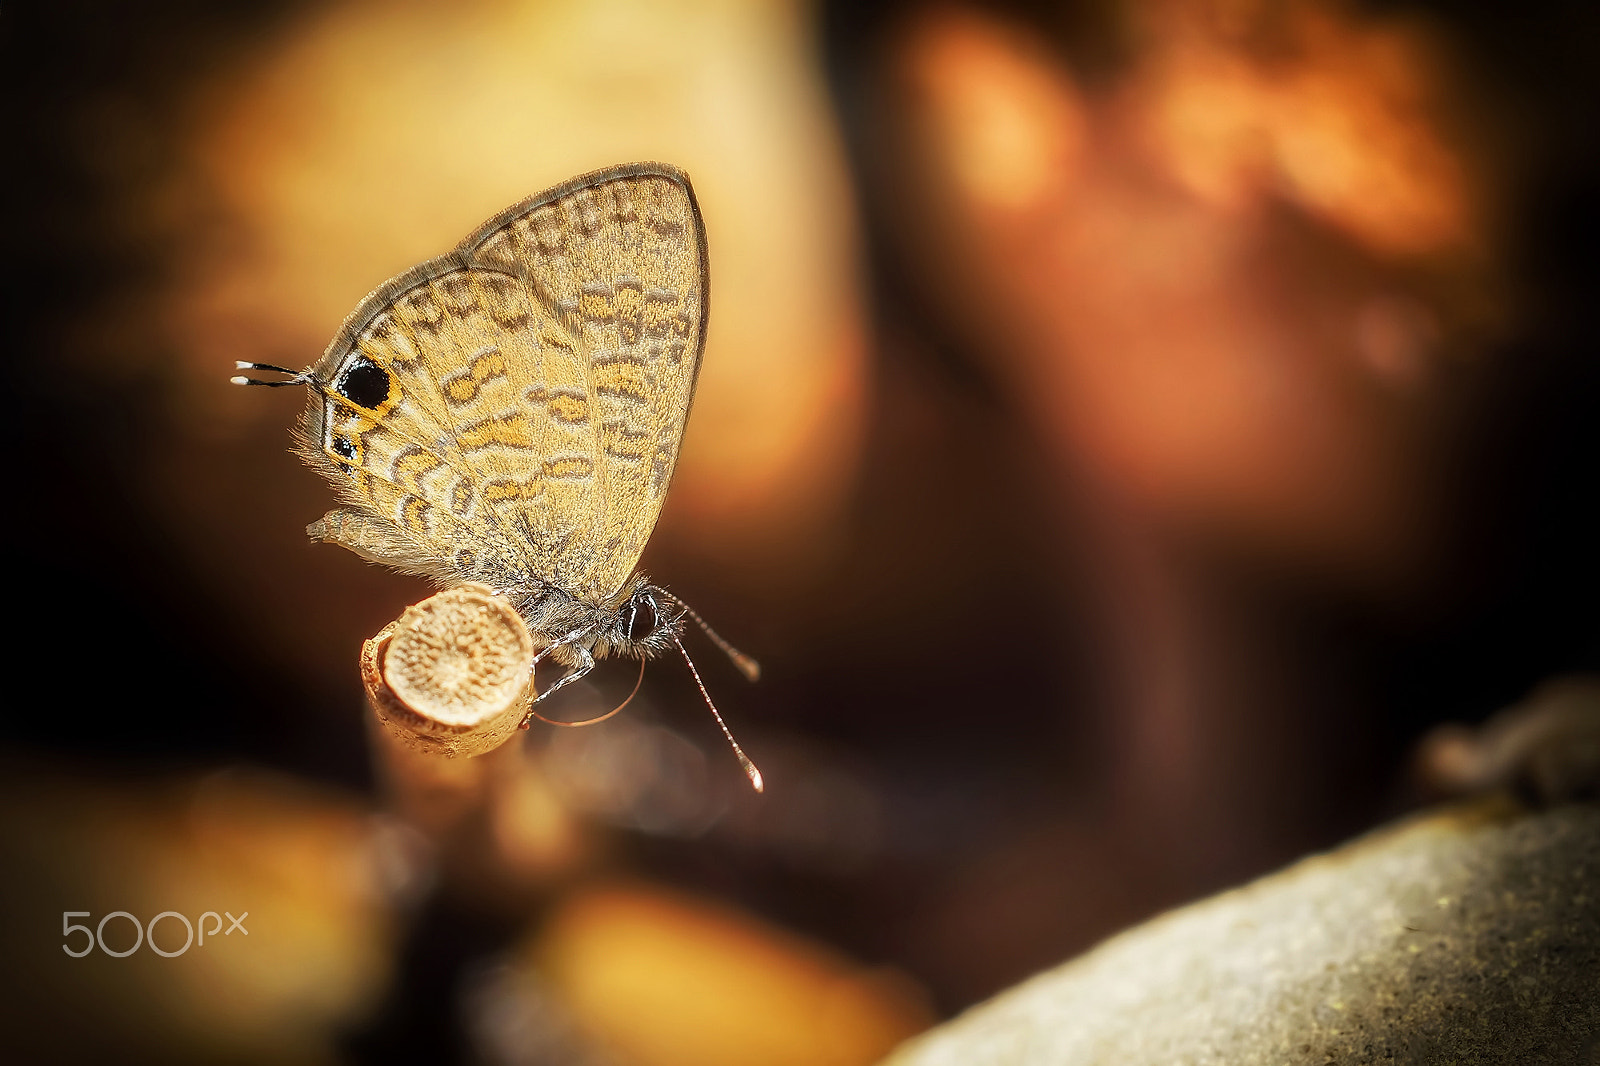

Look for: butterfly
[235,163,762,789]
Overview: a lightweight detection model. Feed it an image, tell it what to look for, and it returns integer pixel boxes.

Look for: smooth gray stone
[885,798,1600,1065]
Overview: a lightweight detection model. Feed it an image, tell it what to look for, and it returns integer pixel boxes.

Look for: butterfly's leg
[531,642,596,702]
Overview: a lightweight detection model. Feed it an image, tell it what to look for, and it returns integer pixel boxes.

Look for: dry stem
[363,582,536,758]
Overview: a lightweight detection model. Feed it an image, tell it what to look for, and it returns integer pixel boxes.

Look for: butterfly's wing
[298,164,708,602]
[467,165,709,600]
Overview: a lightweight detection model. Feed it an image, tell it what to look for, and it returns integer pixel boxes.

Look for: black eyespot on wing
[336,355,392,409]
[622,594,657,642]
[331,435,358,462]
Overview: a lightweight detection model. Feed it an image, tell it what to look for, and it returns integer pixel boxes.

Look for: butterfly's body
[309,504,674,684]
[240,165,761,747]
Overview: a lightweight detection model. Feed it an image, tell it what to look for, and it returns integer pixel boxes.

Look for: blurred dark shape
[461,960,613,1066]
[1417,674,1600,805]
[543,696,728,840]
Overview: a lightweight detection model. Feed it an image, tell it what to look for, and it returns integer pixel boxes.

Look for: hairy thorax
[500,570,678,667]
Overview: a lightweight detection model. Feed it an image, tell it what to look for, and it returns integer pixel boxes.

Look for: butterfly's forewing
[299,164,708,603]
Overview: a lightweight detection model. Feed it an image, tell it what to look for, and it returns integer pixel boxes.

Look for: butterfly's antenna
[231,361,314,388]
[523,656,645,728]
[674,637,763,792]
[659,591,761,682]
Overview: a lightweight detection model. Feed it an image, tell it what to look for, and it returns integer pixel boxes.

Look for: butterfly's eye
[335,355,392,409]
[622,594,657,642]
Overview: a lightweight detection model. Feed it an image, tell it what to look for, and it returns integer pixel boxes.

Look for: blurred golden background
[5,0,1597,1062]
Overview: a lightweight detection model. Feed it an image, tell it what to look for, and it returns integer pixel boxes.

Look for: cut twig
[364,584,592,904]
[363,582,537,758]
